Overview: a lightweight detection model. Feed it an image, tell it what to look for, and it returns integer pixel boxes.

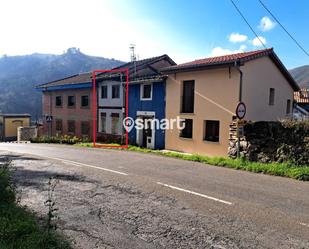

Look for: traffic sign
[236,102,246,119]
[45,115,53,122]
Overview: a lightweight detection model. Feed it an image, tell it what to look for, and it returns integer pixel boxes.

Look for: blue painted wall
[128,81,166,149]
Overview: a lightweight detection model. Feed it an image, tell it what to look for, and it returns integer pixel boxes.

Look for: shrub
[31,135,86,145]
[0,160,71,249]
[0,160,16,204]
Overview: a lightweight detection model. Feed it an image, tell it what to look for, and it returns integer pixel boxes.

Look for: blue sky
[0,0,308,69]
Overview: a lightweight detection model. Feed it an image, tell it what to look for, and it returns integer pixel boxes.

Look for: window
[111,113,120,135]
[81,121,90,135]
[141,83,152,100]
[180,119,193,138]
[269,88,275,105]
[81,95,89,108]
[100,112,106,133]
[55,119,62,133]
[67,120,75,134]
[204,120,220,142]
[112,85,120,99]
[286,99,291,114]
[68,96,75,107]
[55,96,62,107]
[101,85,108,99]
[181,80,195,113]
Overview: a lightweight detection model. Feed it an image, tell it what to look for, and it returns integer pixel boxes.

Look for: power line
[258,0,309,57]
[229,0,267,49]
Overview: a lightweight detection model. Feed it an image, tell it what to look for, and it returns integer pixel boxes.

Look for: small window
[81,121,90,135]
[269,88,275,105]
[204,120,220,142]
[81,95,89,107]
[180,119,193,139]
[100,112,106,133]
[286,99,291,114]
[68,96,75,107]
[101,85,108,99]
[67,120,75,134]
[141,84,152,100]
[55,119,62,133]
[181,80,195,113]
[112,85,120,99]
[55,96,62,107]
[111,113,120,135]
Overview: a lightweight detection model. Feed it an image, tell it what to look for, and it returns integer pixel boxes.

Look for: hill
[0,48,124,119]
[289,65,309,89]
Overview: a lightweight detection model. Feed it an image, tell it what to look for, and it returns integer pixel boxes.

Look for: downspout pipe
[234,60,243,158]
[234,60,243,102]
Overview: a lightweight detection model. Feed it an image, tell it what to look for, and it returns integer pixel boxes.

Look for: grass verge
[76,143,309,181]
[0,160,71,249]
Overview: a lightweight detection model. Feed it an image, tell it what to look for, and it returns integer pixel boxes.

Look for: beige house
[161,48,299,157]
[0,114,31,141]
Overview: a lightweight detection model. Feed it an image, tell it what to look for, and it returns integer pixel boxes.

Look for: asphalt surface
[0,143,308,249]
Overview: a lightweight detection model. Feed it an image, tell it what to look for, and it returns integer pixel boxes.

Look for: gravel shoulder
[1,149,308,249]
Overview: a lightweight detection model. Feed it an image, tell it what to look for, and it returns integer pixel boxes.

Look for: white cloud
[0,0,199,63]
[229,33,248,43]
[258,16,276,32]
[239,44,247,50]
[252,36,267,47]
[210,45,247,57]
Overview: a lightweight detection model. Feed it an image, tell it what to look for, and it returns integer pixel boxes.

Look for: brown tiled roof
[161,48,299,91]
[36,72,92,88]
[294,88,309,103]
[162,48,273,71]
[96,54,176,82]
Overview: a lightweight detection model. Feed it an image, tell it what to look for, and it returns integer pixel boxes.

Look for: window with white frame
[100,112,106,133]
[141,83,152,100]
[112,85,120,99]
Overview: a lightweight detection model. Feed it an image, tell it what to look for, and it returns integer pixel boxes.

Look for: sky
[0,0,308,69]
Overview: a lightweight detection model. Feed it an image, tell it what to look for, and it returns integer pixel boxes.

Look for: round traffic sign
[236,102,246,119]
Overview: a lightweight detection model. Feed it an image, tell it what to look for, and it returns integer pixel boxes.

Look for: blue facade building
[115,54,176,149]
[128,81,166,149]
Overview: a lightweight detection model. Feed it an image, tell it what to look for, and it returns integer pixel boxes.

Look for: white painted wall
[98,108,124,135]
[98,81,124,107]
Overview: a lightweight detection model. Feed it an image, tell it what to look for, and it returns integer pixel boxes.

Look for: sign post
[46,115,53,138]
[235,102,246,158]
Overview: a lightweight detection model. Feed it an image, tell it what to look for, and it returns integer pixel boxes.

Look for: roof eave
[160,61,237,74]
[268,52,300,91]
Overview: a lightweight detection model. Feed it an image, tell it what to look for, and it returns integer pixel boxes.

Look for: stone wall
[17,126,38,142]
[228,120,309,165]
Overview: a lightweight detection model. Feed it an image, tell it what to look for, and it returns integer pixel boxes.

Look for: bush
[236,120,309,166]
[31,135,87,145]
[0,160,71,249]
[0,160,15,204]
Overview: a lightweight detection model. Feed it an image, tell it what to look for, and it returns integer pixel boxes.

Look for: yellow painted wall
[242,57,294,121]
[165,56,294,157]
[165,68,239,157]
[4,117,30,138]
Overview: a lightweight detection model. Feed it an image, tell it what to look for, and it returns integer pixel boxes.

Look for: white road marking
[299,222,309,228]
[39,155,128,176]
[157,182,233,205]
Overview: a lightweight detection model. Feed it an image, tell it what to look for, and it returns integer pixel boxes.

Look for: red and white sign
[236,102,246,119]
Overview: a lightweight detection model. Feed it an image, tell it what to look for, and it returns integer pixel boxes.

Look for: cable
[258,0,309,57]
[229,0,267,49]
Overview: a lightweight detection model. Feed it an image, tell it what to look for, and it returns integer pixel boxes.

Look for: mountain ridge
[0,48,125,119]
[289,65,309,89]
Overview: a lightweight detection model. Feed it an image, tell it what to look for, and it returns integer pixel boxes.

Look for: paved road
[0,143,308,248]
